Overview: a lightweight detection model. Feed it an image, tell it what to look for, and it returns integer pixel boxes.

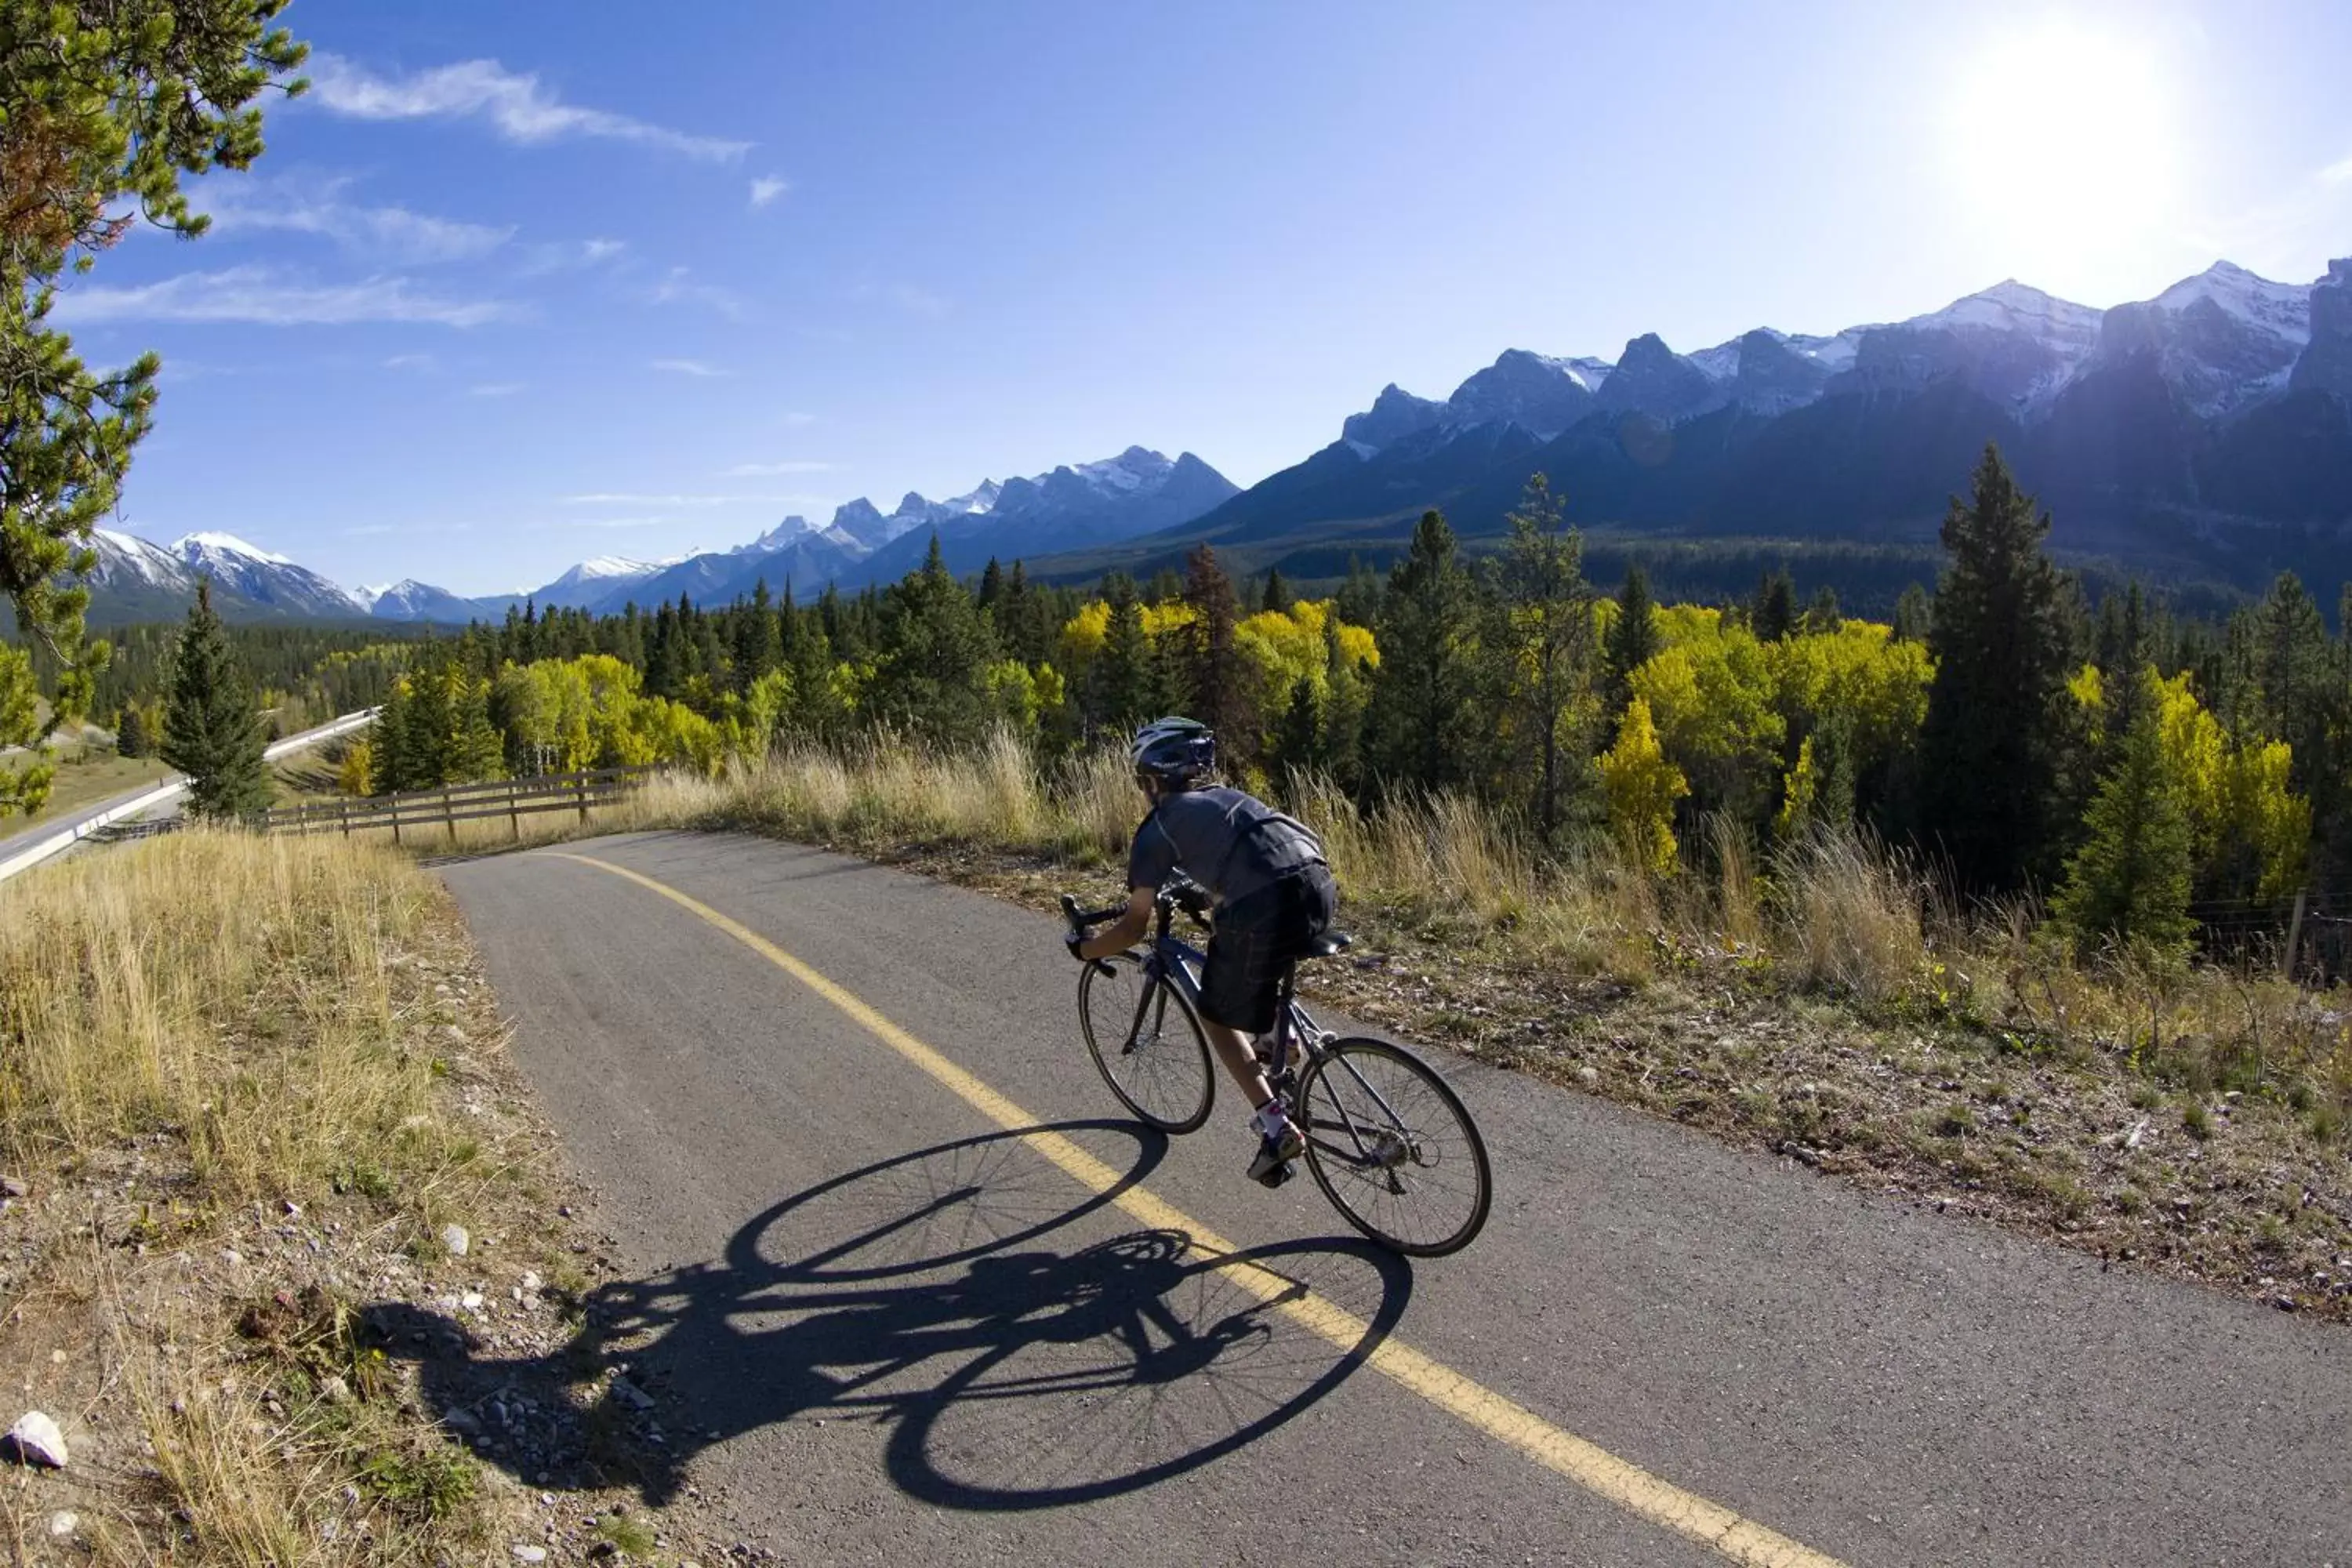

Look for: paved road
[444,832,2352,1567]
[0,708,375,881]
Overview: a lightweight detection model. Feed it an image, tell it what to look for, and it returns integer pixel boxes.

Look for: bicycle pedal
[1254,1161,1295,1189]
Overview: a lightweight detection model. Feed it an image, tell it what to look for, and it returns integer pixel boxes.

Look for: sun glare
[1947,18,2178,292]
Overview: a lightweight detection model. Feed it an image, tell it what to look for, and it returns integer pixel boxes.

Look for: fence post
[2281,889,2309,984]
[340,800,350,837]
[442,786,456,844]
[510,779,521,840]
[578,772,590,826]
[390,797,401,847]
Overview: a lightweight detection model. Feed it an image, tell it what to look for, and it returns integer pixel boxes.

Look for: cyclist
[1067,716,1338,1185]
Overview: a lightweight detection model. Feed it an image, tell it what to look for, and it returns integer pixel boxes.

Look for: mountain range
[75,256,2352,627]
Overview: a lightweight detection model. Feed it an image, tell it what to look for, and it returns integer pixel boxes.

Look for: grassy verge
[0,833,718,1563]
[2,749,172,829]
[477,735,2352,1322]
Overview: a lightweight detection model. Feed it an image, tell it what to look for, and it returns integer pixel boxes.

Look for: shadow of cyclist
[365,1121,1412,1510]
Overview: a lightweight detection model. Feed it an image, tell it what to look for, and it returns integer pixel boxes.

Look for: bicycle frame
[1123,891,1420,1178]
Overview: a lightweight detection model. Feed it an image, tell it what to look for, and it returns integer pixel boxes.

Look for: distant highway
[0,707,377,884]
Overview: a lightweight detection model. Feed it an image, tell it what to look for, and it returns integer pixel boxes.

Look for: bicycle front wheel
[1297,1036,1490,1256]
[1079,954,1215,1134]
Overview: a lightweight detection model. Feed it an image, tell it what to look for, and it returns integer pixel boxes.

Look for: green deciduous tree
[160,579,270,819]
[1600,696,1687,873]
[1919,445,2077,891]
[2,0,306,817]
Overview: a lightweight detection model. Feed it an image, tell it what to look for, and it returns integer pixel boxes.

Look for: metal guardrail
[261,764,661,842]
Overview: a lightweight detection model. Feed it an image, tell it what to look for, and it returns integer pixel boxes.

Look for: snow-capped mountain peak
[174,531,294,567]
[2150,260,2311,341]
[1073,446,1171,493]
[92,528,189,587]
[1907,280,2105,354]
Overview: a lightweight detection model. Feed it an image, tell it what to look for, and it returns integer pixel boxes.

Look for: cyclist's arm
[1076,887,1156,962]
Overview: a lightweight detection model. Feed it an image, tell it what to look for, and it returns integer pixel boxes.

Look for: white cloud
[2323,151,2352,184]
[201,175,513,263]
[750,176,790,209]
[306,53,750,162]
[650,267,747,321]
[723,460,833,476]
[49,266,513,327]
[383,352,436,370]
[650,358,726,377]
[516,235,630,276]
[467,381,524,397]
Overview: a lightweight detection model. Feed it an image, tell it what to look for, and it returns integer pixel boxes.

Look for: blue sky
[52,0,2352,596]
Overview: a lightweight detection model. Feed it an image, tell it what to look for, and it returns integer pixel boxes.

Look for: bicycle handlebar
[1059,879,1210,935]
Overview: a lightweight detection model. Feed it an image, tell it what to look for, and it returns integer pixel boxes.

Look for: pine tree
[1363,510,1486,795]
[1178,545,1256,759]
[1891,583,1933,644]
[160,580,271,820]
[1604,562,1661,715]
[734,579,782,688]
[1753,568,1798,641]
[115,704,150,759]
[2252,572,2329,795]
[1805,585,1841,634]
[871,536,999,740]
[2052,673,2195,959]
[0,5,305,816]
[1919,445,2077,891]
[978,557,1005,612]
[1334,554,1383,631]
[1094,575,1158,731]
[1261,567,1290,615]
[1268,677,1321,789]
[1494,474,1595,840]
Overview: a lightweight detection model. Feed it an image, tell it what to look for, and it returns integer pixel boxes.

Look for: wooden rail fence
[260,764,662,843]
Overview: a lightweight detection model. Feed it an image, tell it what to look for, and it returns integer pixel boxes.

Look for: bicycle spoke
[1081,954,1214,1134]
[1298,1037,1490,1256]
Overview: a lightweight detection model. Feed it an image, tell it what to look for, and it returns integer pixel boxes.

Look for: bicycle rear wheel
[1296,1036,1490,1256]
[1080,954,1215,1134]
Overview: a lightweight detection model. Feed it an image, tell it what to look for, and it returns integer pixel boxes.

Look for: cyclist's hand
[1065,934,1113,975]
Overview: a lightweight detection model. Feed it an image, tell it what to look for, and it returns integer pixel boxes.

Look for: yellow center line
[550,851,1849,1568]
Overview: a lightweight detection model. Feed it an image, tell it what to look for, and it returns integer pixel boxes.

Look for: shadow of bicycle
[365,1121,1413,1510]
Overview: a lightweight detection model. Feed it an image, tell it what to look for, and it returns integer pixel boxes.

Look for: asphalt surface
[444,832,2352,1567]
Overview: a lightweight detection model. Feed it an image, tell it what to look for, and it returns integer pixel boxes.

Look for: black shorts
[1197,864,1338,1034]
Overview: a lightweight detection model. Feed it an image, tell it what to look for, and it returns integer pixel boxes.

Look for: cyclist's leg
[1198,892,1286,1109]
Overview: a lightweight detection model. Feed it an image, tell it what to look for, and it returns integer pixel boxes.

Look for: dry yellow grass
[543,735,2350,1125]
[0,833,465,1206]
[0,831,547,1564]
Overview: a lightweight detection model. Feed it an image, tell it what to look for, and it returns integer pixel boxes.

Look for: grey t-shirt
[1126,786,1325,907]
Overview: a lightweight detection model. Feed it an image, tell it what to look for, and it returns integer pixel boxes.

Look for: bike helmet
[1130,715,1215,786]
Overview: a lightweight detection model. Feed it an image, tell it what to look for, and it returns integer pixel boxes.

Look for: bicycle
[1061,877,1492,1257]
